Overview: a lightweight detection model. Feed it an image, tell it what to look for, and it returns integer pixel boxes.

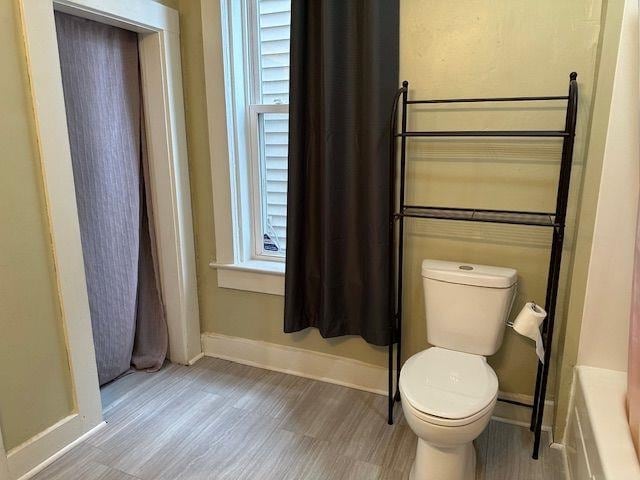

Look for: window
[248,0,291,259]
[205,0,291,294]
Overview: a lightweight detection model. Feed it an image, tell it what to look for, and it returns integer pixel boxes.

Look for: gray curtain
[55,12,167,385]
[284,1,400,345]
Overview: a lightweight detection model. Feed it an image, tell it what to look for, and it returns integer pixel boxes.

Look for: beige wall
[184,0,604,400]
[553,0,626,440]
[0,0,74,451]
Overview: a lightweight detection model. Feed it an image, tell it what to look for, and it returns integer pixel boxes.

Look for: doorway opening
[54,11,168,408]
[11,3,200,474]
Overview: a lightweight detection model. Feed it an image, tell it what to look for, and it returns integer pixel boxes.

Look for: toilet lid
[400,347,498,420]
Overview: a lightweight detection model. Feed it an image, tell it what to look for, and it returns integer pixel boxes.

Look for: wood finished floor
[33,358,564,479]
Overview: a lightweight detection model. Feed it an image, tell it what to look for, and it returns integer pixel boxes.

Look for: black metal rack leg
[386,86,404,426]
[394,220,404,404]
[388,338,394,424]
[532,325,554,458]
[395,324,401,402]
[531,230,560,431]
[393,84,409,407]
[530,362,544,431]
[532,229,564,458]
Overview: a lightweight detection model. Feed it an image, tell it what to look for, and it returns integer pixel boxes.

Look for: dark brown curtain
[284,1,399,345]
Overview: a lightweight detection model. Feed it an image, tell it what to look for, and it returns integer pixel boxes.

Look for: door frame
[9,0,201,477]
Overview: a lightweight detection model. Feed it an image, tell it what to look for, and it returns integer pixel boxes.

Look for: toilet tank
[422,259,518,356]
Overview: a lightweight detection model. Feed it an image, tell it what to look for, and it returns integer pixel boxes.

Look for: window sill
[209,259,285,296]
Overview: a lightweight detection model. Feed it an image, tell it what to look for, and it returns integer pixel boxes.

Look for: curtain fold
[55,12,167,385]
[284,1,399,345]
[132,113,168,373]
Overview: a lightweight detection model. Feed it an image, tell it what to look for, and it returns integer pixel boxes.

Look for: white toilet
[399,259,517,480]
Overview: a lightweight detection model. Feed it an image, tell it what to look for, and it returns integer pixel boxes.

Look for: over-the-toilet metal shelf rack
[387,73,578,459]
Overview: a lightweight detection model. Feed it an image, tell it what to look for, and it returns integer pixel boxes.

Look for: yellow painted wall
[184,0,603,402]
[0,0,74,450]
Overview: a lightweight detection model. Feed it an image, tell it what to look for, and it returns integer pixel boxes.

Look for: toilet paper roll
[512,302,547,363]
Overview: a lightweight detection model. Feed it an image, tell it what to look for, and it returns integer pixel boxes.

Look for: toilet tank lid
[421,259,517,288]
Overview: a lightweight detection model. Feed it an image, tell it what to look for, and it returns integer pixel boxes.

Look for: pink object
[628,201,640,458]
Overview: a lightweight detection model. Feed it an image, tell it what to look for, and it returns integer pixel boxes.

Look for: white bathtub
[565,366,640,479]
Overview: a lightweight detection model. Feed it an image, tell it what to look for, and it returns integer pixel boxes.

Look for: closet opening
[54,11,168,411]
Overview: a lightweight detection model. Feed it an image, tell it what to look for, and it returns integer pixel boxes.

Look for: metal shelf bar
[404,204,557,216]
[398,206,557,227]
[406,95,568,104]
[398,130,568,138]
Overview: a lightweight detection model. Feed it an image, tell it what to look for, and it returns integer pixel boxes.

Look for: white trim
[188,352,206,366]
[560,447,572,480]
[201,332,554,431]
[16,0,199,477]
[203,0,243,265]
[210,259,284,295]
[137,22,202,365]
[549,442,571,480]
[8,419,105,480]
[52,0,178,32]
[215,267,284,295]
[493,391,554,433]
[17,1,105,467]
[201,332,391,395]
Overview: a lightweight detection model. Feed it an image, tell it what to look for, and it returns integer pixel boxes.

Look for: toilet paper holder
[506,301,544,328]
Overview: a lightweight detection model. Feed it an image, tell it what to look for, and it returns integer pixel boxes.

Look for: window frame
[203,0,287,295]
[245,0,289,261]
[248,104,289,260]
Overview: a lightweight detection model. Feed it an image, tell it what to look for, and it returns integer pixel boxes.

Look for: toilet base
[409,438,476,480]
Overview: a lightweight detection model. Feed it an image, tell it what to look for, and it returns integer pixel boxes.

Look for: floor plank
[33,359,564,479]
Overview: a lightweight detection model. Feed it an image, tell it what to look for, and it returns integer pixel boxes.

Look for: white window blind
[255,0,290,256]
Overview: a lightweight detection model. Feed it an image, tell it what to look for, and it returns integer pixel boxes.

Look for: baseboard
[7,415,104,480]
[201,332,555,433]
[551,443,571,480]
[188,352,205,366]
[201,332,390,395]
[493,391,554,433]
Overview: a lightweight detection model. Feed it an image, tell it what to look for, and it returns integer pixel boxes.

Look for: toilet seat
[400,347,498,425]
[400,387,497,427]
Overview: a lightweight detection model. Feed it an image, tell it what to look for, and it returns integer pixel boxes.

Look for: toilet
[399,259,517,480]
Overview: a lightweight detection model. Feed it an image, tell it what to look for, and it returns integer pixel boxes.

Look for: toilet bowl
[399,347,498,480]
